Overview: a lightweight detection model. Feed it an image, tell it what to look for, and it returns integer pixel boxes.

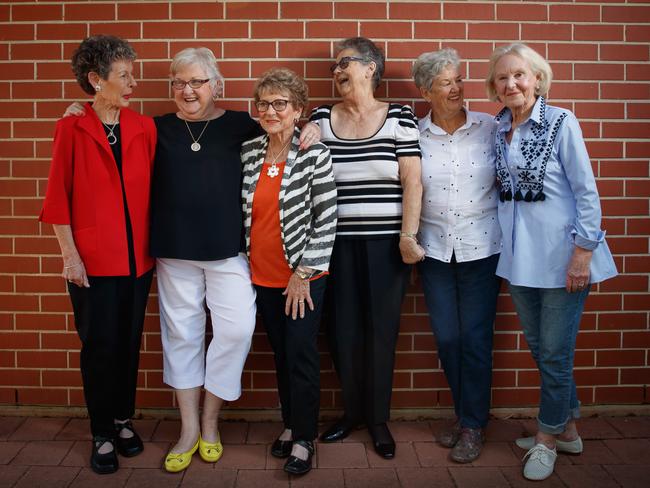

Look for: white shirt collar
[418,107,480,135]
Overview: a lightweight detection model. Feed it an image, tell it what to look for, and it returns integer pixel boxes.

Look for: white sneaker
[516,435,583,454]
[523,443,557,481]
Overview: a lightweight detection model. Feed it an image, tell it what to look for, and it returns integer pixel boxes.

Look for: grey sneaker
[523,443,557,481]
[450,427,484,463]
[516,435,583,454]
[437,420,461,448]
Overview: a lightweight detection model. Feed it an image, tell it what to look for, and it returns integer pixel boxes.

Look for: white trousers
[157,254,256,401]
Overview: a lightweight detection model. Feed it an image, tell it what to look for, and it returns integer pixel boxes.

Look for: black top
[102,122,136,276]
[150,111,262,260]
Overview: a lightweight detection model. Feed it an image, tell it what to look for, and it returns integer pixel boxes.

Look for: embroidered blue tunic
[495,96,617,288]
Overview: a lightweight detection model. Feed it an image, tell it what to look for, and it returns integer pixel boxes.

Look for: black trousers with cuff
[326,237,411,426]
[68,270,153,438]
[255,276,327,443]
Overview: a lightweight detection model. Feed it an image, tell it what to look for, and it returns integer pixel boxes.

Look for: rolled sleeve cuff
[573,229,606,251]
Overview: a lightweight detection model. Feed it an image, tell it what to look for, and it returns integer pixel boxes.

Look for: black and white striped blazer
[241,127,337,272]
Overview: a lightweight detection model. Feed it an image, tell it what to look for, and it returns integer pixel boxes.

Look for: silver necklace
[266,139,291,178]
[102,121,119,145]
[184,119,211,152]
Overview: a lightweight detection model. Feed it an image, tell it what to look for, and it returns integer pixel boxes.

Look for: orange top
[250,162,293,287]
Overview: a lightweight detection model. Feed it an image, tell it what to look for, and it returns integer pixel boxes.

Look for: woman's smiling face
[421,64,464,119]
[172,63,217,120]
[492,54,539,112]
[257,89,303,139]
[332,48,372,97]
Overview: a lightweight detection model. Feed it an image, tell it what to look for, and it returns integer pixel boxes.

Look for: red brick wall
[1,1,649,413]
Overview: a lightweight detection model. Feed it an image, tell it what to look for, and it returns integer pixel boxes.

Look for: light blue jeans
[508,284,590,435]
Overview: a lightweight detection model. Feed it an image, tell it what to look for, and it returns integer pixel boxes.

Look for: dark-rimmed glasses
[171,78,211,90]
[330,56,365,73]
[255,99,289,112]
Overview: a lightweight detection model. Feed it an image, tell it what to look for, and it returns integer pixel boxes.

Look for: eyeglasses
[171,78,211,90]
[330,56,365,73]
[255,99,289,112]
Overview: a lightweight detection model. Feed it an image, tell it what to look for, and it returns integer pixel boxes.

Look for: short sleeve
[395,105,421,158]
[309,105,331,130]
[143,115,157,169]
[242,112,264,140]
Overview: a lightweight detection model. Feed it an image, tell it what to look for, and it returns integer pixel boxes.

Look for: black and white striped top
[241,128,338,272]
[310,103,421,237]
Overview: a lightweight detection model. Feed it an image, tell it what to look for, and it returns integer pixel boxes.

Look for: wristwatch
[295,266,314,280]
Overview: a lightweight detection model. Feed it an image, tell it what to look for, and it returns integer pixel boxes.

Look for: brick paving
[0,416,649,487]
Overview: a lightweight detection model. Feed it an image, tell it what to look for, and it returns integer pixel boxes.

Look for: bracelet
[399,231,418,241]
[64,262,82,269]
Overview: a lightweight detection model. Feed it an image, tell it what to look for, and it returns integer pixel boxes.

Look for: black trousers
[255,277,327,442]
[68,270,153,438]
[326,237,410,425]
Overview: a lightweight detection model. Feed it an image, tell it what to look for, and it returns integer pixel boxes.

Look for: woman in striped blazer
[241,68,337,476]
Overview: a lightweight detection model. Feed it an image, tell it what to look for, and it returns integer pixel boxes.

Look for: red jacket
[39,103,156,277]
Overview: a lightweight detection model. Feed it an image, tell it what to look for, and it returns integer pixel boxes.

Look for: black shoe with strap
[283,440,314,475]
[90,436,119,474]
[115,420,144,457]
[271,437,293,458]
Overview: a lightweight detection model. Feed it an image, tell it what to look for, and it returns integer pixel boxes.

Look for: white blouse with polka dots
[418,109,502,263]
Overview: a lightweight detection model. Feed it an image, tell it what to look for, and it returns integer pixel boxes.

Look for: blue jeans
[418,253,501,429]
[508,284,590,435]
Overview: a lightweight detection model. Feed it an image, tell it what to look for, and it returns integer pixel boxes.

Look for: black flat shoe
[115,420,144,457]
[368,423,395,459]
[319,418,359,442]
[90,436,119,474]
[271,437,293,458]
[283,440,314,475]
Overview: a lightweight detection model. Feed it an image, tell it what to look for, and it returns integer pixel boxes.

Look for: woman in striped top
[311,37,424,459]
[241,68,337,475]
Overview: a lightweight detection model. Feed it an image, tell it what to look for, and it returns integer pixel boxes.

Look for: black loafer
[271,438,292,458]
[90,436,119,474]
[368,423,395,459]
[115,420,144,457]
[283,440,314,475]
[319,418,358,442]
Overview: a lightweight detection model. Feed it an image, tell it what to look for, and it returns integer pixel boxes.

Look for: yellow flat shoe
[164,438,199,473]
[199,434,223,463]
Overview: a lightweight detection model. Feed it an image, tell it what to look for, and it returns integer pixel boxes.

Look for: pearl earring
[95,85,101,92]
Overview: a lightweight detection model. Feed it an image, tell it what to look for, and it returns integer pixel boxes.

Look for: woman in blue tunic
[486,43,617,481]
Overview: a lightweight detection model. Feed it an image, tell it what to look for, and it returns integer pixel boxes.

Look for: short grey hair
[170,47,224,97]
[71,35,137,96]
[486,43,552,102]
[412,48,461,91]
[335,37,384,89]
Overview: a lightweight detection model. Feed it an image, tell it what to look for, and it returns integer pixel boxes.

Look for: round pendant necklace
[102,120,119,145]
[266,138,291,178]
[184,119,211,152]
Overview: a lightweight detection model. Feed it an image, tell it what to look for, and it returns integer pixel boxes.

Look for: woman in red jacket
[39,35,156,475]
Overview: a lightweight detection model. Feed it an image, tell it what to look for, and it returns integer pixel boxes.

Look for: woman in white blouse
[412,48,502,463]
